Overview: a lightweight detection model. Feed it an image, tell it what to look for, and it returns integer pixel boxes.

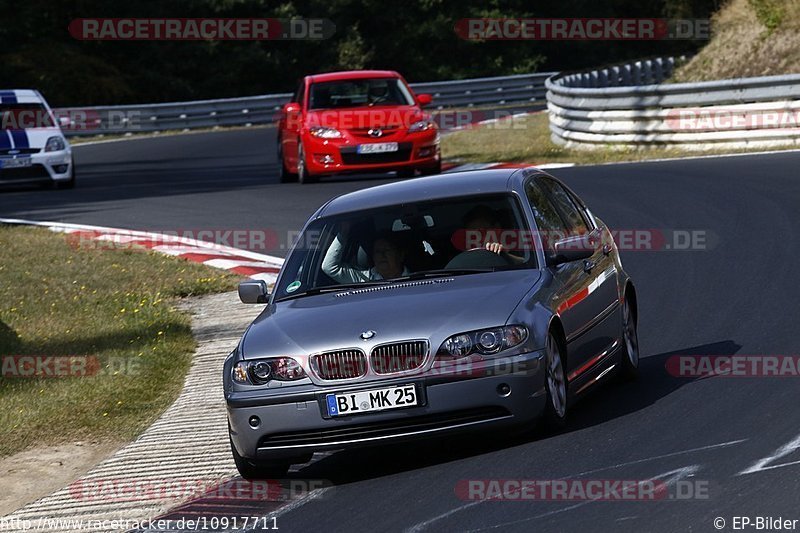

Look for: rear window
[1,103,55,129]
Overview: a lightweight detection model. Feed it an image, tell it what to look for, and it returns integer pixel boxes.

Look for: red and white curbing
[0,218,285,284]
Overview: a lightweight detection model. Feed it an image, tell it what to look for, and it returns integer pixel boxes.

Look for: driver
[368,82,390,105]
[462,205,524,263]
[322,226,409,283]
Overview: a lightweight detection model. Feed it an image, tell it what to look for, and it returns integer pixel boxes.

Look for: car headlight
[408,120,435,133]
[232,357,307,384]
[45,136,66,152]
[437,325,528,359]
[309,126,343,139]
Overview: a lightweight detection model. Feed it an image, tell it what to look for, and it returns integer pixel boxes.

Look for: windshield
[275,194,536,300]
[1,103,55,129]
[308,78,415,110]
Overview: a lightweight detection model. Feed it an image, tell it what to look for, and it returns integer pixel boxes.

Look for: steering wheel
[445,248,514,269]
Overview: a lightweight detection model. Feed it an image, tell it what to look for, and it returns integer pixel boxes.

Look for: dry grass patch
[673,0,800,81]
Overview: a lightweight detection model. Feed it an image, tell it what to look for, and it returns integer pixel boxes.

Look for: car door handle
[583,260,596,273]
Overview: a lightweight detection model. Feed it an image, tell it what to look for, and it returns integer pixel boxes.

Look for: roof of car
[0,89,44,104]
[318,168,534,217]
[306,70,402,83]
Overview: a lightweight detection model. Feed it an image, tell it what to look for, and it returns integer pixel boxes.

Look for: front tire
[296,143,319,184]
[419,160,442,176]
[396,168,415,179]
[230,436,291,480]
[619,295,639,380]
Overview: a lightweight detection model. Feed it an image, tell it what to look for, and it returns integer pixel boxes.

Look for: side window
[541,179,590,235]
[567,190,595,229]
[525,179,569,241]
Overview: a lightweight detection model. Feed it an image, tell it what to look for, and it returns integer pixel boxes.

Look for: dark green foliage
[0,0,718,106]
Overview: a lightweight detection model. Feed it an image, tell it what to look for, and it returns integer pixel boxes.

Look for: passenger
[322,227,409,283]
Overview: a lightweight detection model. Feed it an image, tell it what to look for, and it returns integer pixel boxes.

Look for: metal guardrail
[546,57,800,150]
[55,72,555,137]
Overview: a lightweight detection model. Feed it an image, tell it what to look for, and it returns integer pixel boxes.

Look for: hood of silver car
[240,270,542,359]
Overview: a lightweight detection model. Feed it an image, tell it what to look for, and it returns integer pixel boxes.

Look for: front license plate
[357,142,398,154]
[326,384,417,417]
[0,158,32,169]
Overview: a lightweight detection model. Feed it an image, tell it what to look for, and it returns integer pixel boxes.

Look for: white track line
[405,438,746,533]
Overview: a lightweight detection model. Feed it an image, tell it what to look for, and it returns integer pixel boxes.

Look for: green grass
[749,0,785,34]
[441,112,798,165]
[0,226,240,457]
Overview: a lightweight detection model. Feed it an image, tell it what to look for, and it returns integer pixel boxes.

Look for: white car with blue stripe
[0,89,74,188]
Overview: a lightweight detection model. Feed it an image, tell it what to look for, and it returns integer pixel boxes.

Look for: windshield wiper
[275,281,391,301]
[393,268,495,281]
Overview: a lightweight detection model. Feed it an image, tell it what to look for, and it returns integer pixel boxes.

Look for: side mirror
[283,102,301,115]
[550,235,594,266]
[416,93,433,107]
[238,280,269,304]
[57,115,72,129]
[282,102,302,131]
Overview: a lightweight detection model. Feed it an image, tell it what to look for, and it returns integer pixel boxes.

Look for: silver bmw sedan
[224,167,639,479]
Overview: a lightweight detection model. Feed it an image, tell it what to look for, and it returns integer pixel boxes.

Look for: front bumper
[0,149,73,184]
[302,130,440,176]
[227,349,547,460]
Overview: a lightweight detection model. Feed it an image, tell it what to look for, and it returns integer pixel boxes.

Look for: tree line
[0,0,720,106]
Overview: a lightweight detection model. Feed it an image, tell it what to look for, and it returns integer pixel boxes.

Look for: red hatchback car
[277,70,441,184]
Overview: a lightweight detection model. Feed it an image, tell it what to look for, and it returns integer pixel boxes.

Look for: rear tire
[230,436,291,480]
[297,144,319,184]
[619,294,639,381]
[543,331,568,429]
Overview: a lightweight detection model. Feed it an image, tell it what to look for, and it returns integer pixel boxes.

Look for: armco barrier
[545,57,800,150]
[54,72,555,137]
